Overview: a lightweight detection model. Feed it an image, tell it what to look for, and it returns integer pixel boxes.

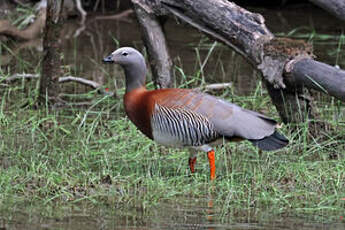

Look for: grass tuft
[0,76,344,222]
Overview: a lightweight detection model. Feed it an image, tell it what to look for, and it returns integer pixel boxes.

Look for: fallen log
[131,0,344,126]
[286,58,345,101]
[310,0,345,22]
[132,0,173,88]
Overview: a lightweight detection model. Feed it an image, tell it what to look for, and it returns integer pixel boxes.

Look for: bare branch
[58,76,101,88]
[132,0,173,88]
[4,73,39,82]
[74,0,87,24]
[201,82,233,91]
[95,9,133,20]
[2,73,114,96]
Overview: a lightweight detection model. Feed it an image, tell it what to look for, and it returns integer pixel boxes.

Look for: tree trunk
[38,0,64,105]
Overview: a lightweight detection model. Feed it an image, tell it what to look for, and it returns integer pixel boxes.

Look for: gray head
[103,47,147,92]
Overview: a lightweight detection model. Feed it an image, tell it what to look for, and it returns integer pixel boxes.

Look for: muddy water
[2,3,345,230]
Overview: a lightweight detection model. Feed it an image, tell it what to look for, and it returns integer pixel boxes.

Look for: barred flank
[151,104,218,146]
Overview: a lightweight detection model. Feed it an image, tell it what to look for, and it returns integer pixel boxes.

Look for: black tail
[249,131,289,151]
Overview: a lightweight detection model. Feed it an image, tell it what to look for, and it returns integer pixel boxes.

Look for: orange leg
[207,150,216,180]
[189,156,197,173]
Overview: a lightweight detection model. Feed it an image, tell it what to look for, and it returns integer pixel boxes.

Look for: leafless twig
[73,24,86,37]
[58,75,101,88]
[95,9,133,20]
[3,73,114,95]
[201,82,232,91]
[74,0,87,24]
[4,73,39,81]
[4,73,99,88]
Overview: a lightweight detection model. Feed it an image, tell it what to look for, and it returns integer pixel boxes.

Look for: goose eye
[122,51,128,56]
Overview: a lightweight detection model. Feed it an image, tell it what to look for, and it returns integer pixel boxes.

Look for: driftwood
[310,0,345,21]
[132,0,173,88]
[131,0,345,126]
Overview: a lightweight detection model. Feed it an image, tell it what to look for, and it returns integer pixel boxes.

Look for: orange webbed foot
[207,150,216,180]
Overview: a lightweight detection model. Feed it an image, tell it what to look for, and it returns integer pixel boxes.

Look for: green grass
[0,77,344,222]
[0,9,345,221]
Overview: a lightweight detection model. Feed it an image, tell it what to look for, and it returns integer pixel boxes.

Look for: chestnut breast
[123,87,155,139]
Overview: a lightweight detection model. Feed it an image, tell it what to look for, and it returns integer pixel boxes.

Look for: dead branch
[4,73,40,81]
[132,0,173,88]
[134,0,344,127]
[4,73,100,88]
[201,82,233,91]
[74,0,87,24]
[285,58,345,101]
[73,24,86,37]
[58,76,101,88]
[2,73,113,95]
[95,9,133,20]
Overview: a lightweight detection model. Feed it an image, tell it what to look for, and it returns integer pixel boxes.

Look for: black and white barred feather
[151,104,219,147]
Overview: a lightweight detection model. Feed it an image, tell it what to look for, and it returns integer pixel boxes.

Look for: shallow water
[60,3,345,97]
[4,3,345,97]
[1,2,345,229]
[1,201,345,230]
